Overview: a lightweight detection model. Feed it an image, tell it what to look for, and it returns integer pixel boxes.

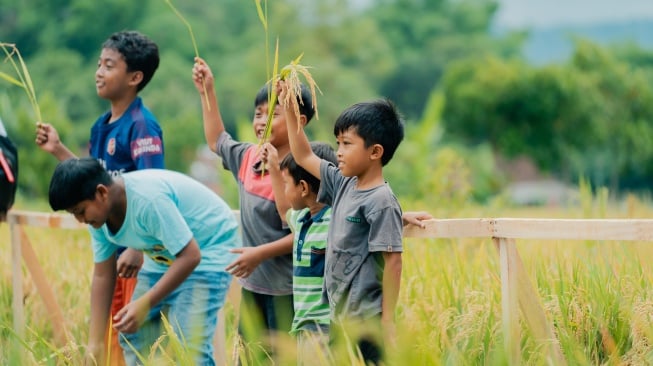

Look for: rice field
[2,196,653,365]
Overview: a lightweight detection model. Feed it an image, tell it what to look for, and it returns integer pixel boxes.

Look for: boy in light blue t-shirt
[48,157,240,366]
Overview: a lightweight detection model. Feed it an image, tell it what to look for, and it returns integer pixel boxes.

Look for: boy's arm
[35,122,77,161]
[86,257,118,364]
[381,251,402,346]
[226,233,293,278]
[261,142,291,222]
[113,238,201,334]
[193,57,225,153]
[402,211,433,228]
[278,81,322,180]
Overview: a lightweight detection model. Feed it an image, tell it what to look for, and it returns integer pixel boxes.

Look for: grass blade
[254,0,267,30]
[0,71,24,87]
[0,42,42,121]
[164,0,210,110]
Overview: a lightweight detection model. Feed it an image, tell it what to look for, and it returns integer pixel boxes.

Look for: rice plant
[253,0,320,146]
[164,0,210,109]
[0,43,42,121]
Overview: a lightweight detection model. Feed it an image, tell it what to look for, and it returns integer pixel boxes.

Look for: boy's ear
[299,179,310,197]
[96,184,110,201]
[128,70,144,87]
[370,144,384,162]
[299,115,308,127]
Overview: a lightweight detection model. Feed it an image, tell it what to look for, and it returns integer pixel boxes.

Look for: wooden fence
[9,210,653,365]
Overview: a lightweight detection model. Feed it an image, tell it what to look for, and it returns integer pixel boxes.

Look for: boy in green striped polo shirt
[261,141,337,364]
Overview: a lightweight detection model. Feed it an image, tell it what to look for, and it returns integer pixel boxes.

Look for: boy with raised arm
[279,81,406,364]
[192,57,316,362]
[35,31,164,365]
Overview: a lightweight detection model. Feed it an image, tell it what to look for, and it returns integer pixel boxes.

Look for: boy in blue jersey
[48,157,240,366]
[35,30,164,365]
[262,141,337,365]
[192,58,315,363]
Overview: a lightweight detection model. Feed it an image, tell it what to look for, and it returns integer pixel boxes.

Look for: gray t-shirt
[217,132,293,295]
[318,160,403,319]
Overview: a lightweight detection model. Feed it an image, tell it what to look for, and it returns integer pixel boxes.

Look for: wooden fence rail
[9,210,653,365]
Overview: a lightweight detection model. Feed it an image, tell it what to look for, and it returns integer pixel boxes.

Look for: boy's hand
[83,344,101,366]
[113,296,149,334]
[225,247,263,278]
[381,315,398,350]
[192,57,214,93]
[35,122,61,153]
[276,80,293,111]
[260,142,280,173]
[402,211,433,228]
[116,248,143,278]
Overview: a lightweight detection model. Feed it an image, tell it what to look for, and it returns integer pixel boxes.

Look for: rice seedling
[164,0,210,110]
[0,43,42,121]
[253,0,321,147]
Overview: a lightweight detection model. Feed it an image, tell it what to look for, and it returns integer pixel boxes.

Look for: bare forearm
[201,88,225,153]
[144,241,200,306]
[258,233,293,260]
[269,168,290,222]
[87,271,117,360]
[285,112,313,168]
[381,252,402,321]
[52,143,77,162]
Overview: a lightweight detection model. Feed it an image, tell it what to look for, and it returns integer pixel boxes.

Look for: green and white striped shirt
[287,206,331,334]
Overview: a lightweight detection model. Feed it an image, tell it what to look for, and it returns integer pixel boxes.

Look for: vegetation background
[2,0,653,364]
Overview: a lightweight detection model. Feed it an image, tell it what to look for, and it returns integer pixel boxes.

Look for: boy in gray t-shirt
[192,58,317,363]
[279,81,407,365]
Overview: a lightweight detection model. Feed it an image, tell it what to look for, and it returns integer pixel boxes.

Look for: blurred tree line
[1,0,652,210]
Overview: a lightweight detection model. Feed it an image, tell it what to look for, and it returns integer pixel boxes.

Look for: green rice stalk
[159,314,194,365]
[0,71,23,87]
[106,317,113,366]
[120,333,149,365]
[254,0,268,31]
[164,0,210,110]
[252,0,321,178]
[259,38,281,147]
[0,43,42,121]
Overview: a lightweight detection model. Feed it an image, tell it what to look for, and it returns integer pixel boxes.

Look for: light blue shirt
[90,169,240,273]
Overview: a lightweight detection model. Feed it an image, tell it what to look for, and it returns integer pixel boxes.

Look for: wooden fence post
[10,221,25,362]
[495,237,521,365]
[508,240,566,365]
[18,226,71,347]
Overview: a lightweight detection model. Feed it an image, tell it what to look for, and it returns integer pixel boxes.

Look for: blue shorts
[119,270,231,366]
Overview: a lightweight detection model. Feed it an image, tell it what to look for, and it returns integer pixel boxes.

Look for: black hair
[333,99,405,166]
[102,30,159,92]
[279,141,336,194]
[49,158,113,211]
[254,83,315,124]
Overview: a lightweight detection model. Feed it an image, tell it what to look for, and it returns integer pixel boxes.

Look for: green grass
[3,197,653,365]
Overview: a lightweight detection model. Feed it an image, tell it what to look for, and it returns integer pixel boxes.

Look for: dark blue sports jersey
[88,97,164,256]
[89,97,164,176]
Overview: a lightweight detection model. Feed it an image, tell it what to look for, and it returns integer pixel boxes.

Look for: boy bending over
[48,158,239,365]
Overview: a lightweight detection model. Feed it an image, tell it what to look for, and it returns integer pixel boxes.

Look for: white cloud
[496,0,653,28]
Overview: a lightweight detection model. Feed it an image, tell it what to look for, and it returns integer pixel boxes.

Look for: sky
[495,0,653,28]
